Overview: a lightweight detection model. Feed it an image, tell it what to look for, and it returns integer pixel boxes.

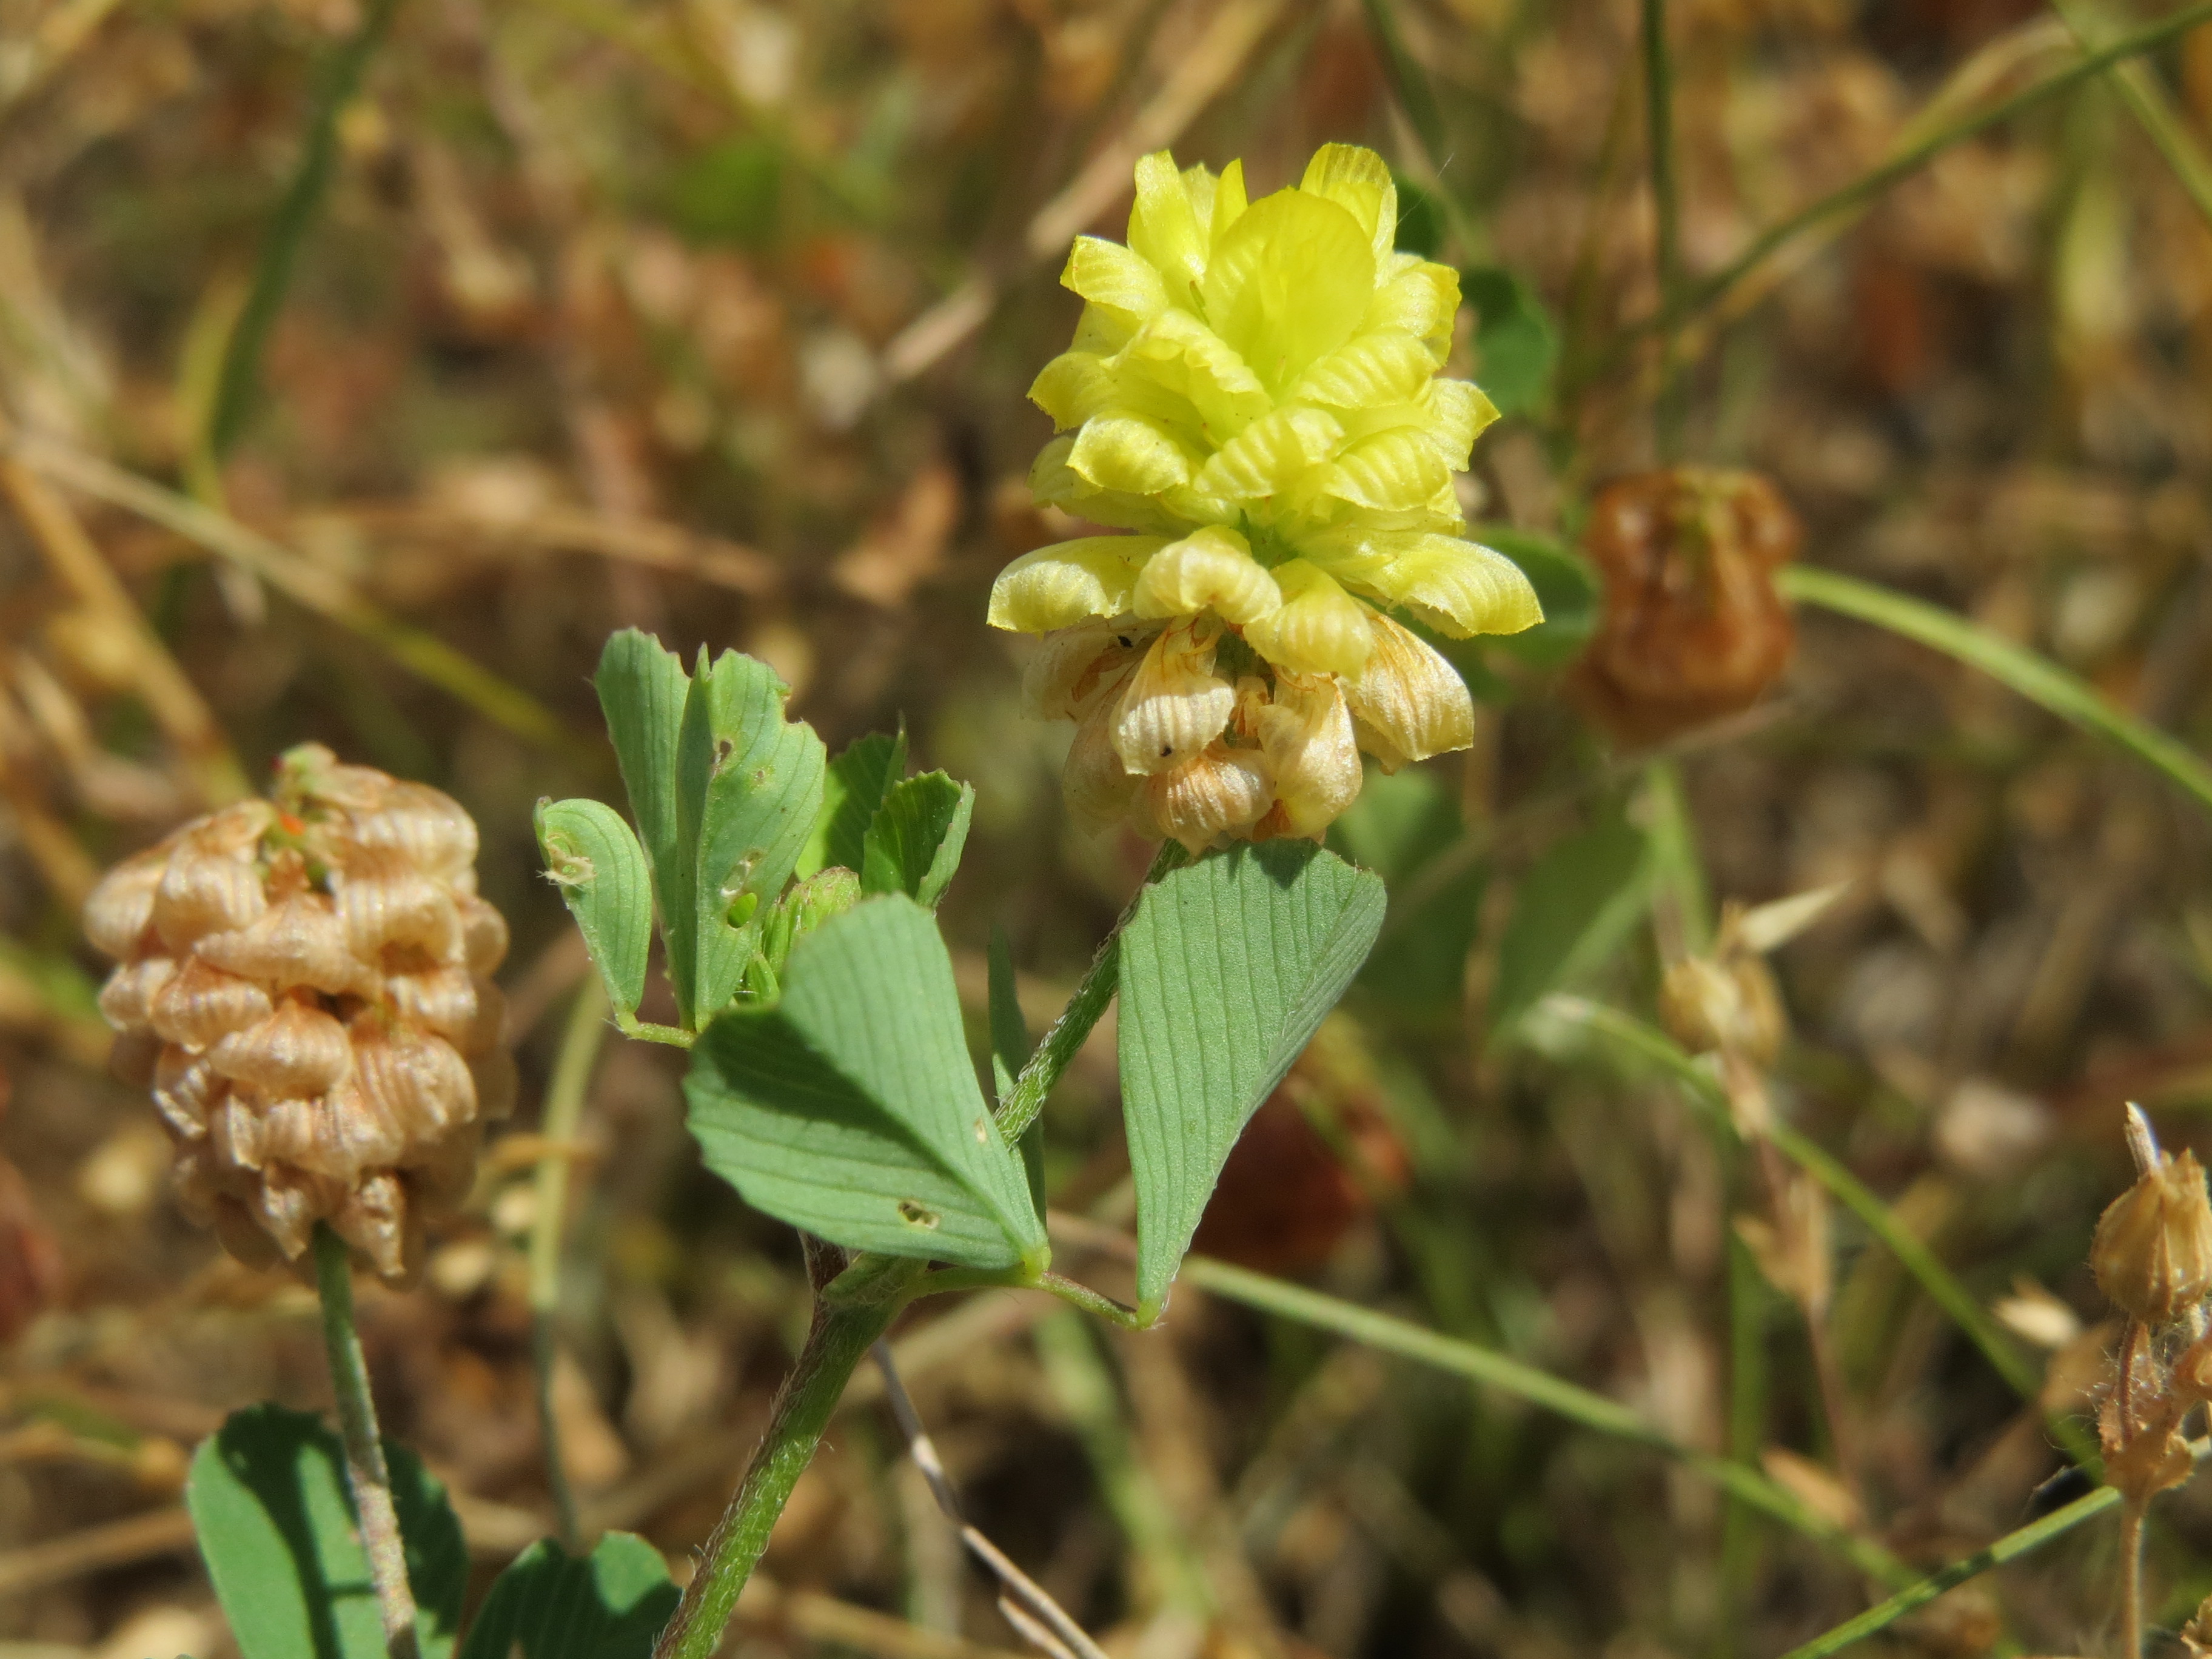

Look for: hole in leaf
[896,1199,940,1229]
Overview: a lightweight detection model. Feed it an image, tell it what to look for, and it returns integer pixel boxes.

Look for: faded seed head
[2091,1138,2212,1326]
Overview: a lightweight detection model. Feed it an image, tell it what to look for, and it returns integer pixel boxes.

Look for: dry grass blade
[881,0,1287,384]
[6,433,571,748]
[873,1343,1113,1659]
[0,1506,195,1600]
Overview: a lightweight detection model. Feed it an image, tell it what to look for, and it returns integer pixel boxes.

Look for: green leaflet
[678,649,827,1022]
[1461,266,1558,417]
[589,632,826,1028]
[186,1404,466,1659]
[800,729,907,878]
[686,895,1047,1271]
[1487,803,1651,1037]
[535,798,654,1019]
[861,771,974,909]
[1118,843,1386,1320]
[458,1533,679,1659]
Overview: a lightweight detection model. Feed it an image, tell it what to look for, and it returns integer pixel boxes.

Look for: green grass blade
[2051,0,2212,233]
[1771,1460,2212,1659]
[1180,1253,1916,1588]
[206,0,402,459]
[1780,564,2212,820]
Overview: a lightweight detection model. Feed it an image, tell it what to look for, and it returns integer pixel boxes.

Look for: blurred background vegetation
[8,0,2212,1654]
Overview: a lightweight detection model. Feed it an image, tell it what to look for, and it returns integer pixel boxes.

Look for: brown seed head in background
[79,743,512,1288]
[2091,1146,2212,1327]
[1571,468,1801,747]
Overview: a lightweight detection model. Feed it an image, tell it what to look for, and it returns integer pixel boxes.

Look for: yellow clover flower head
[991,141,1541,851]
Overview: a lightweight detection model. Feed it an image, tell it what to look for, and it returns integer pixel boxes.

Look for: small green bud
[761,866,863,977]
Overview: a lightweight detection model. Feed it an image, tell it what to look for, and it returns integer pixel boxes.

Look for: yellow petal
[1319,427,1450,514]
[1255,672,1362,837]
[1345,614,1475,768]
[1029,435,1188,534]
[1244,560,1375,677]
[1210,158,1249,250]
[1113,620,1236,774]
[1029,351,1114,430]
[1063,235,1168,320]
[1290,330,1437,409]
[1068,414,1194,495]
[1299,142,1398,264]
[1200,190,1375,398]
[1132,526,1281,623]
[1128,150,1208,303]
[1182,163,1220,241]
[1121,309,1271,440]
[1361,260,1460,357]
[1137,744,1274,853]
[1347,534,1543,637]
[1423,378,1498,469]
[988,537,1165,633]
[1193,404,1344,502]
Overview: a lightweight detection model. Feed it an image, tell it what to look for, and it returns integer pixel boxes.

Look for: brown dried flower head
[2091,1146,2212,1326]
[1572,468,1800,747]
[81,743,512,1287]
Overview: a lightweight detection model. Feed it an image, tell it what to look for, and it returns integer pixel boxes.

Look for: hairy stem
[312,1225,420,1659]
[529,974,611,1549]
[2118,1498,2145,1659]
[993,840,1187,1144]
[652,1247,899,1659]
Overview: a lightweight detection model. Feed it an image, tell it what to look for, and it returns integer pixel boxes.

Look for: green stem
[529,975,610,1550]
[2119,1498,2145,1659]
[206,0,402,460]
[1179,1252,1915,1589]
[312,1225,421,1659]
[1780,564,2212,821]
[1578,0,2212,388]
[993,841,1187,1145]
[1640,0,1685,457]
[1715,1230,1768,1659]
[2051,0,2212,233]
[1774,1452,2212,1659]
[651,1264,898,1658]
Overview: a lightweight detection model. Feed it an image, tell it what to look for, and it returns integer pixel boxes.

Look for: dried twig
[880,0,1287,385]
[873,1342,1113,1659]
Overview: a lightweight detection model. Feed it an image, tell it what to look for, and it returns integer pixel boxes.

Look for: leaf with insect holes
[799,730,907,879]
[677,649,827,1026]
[457,1533,678,1659]
[685,895,1047,1270]
[535,798,653,1019]
[862,772,973,909]
[1118,843,1385,1319]
[187,1404,466,1659]
[1487,802,1651,1039]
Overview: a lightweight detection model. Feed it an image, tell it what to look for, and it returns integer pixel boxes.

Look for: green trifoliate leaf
[1118,843,1385,1320]
[799,729,907,879]
[187,1404,466,1659]
[535,797,654,1019]
[676,649,827,1025]
[1487,803,1651,1039]
[457,1533,679,1659]
[686,895,1047,1271]
[861,771,974,909]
